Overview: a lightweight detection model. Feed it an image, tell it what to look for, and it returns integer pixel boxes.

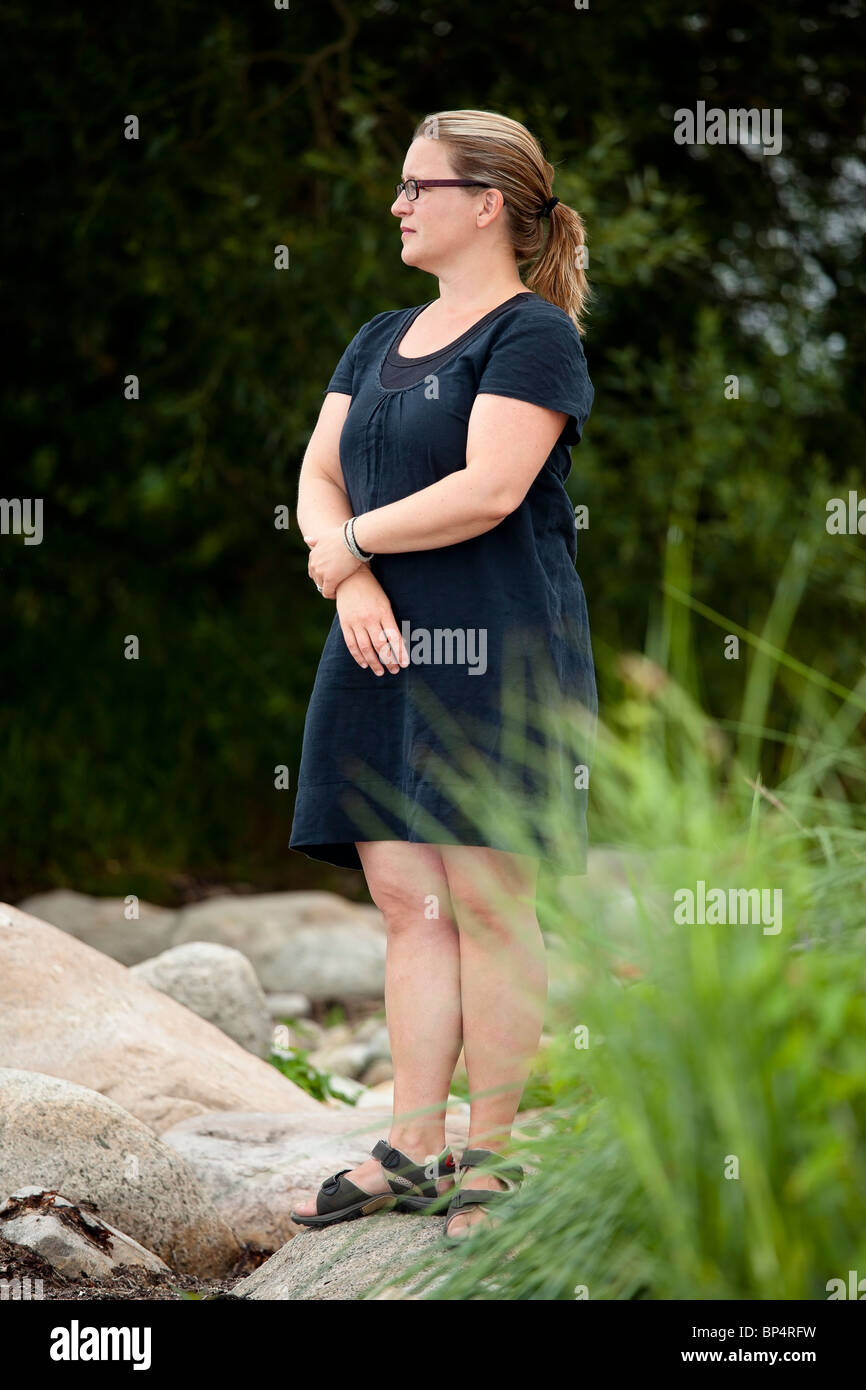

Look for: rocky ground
[0,1233,260,1300]
[0,854,641,1300]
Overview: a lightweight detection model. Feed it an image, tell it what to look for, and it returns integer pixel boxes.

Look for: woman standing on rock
[289,110,597,1242]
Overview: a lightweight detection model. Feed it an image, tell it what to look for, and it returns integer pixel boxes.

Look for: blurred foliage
[269,1041,359,1106]
[322,1003,348,1030]
[1,0,864,896]
[354,586,866,1298]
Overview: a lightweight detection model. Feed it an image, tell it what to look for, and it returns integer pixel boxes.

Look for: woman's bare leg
[291,839,462,1215]
[439,844,544,1237]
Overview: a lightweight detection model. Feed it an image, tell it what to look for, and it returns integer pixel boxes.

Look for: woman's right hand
[335,567,409,676]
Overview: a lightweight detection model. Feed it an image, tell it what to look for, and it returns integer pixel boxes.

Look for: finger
[354,625,385,676]
[340,624,368,670]
[380,621,409,668]
[371,626,400,674]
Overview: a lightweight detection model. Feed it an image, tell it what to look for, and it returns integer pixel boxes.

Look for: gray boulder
[130,941,273,1058]
[14,888,177,965]
[232,1214,452,1300]
[0,1070,241,1276]
[172,892,387,1000]
[0,902,322,1134]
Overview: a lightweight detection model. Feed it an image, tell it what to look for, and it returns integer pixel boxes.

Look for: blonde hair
[411,109,592,336]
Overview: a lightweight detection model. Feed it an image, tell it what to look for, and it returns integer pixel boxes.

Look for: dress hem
[288,835,589,877]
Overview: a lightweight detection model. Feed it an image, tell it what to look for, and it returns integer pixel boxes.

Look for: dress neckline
[376,291,536,394]
[392,291,536,363]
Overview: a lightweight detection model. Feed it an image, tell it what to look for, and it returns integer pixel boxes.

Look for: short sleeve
[475,307,594,446]
[323,323,367,398]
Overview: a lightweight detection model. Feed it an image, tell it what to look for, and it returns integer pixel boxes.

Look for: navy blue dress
[289,290,597,874]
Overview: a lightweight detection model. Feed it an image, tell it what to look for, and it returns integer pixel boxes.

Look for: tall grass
[347,522,866,1300]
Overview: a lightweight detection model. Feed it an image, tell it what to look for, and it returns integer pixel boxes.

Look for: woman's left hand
[304,524,362,598]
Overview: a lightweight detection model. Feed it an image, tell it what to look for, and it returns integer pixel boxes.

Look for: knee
[367,881,456,933]
[358,842,456,929]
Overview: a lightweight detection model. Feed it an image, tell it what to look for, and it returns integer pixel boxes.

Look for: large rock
[0,1070,241,1276]
[130,942,273,1058]
[14,888,177,965]
[172,892,387,999]
[232,1213,452,1300]
[11,889,387,1002]
[0,1188,169,1279]
[0,903,322,1133]
[161,1106,471,1252]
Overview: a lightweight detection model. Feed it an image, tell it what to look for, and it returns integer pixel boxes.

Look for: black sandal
[443,1147,524,1246]
[290,1139,457,1228]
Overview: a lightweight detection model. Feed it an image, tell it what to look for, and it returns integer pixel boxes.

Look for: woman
[289,110,597,1242]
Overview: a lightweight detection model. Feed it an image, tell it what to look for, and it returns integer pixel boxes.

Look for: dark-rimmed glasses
[395,179,488,201]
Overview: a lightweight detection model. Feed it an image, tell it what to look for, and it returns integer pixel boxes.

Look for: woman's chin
[401,244,432,271]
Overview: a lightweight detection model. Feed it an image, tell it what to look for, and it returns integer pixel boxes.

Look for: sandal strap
[458,1147,524,1186]
[371,1139,456,1199]
[443,1186,506,1234]
[315,1168,376,1216]
[448,1188,507,1211]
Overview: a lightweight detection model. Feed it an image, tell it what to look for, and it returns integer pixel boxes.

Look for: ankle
[466,1133,513,1157]
[388,1131,448,1162]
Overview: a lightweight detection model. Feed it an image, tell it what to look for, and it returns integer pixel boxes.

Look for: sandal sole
[290,1193,399,1227]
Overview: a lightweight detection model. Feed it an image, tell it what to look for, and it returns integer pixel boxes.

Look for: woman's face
[392,136,486,274]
